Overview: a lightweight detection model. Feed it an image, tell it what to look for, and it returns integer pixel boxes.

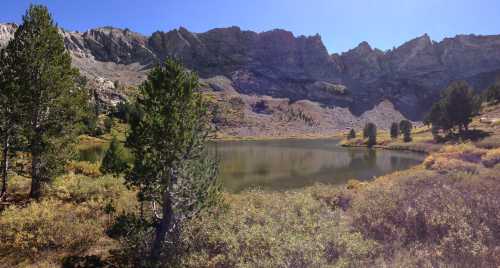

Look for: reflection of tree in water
[212,141,425,192]
[390,156,399,169]
[255,163,270,176]
[364,149,377,166]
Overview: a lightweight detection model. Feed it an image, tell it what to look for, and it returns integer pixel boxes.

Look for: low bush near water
[66,161,102,177]
[50,174,136,211]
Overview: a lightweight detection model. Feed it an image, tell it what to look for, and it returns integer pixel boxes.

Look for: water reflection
[214,139,425,192]
[78,139,425,193]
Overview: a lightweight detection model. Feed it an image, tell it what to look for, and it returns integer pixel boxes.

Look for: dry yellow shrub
[66,161,102,177]
[482,148,500,168]
[0,199,102,261]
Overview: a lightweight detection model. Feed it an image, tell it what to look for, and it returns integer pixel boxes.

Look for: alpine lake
[79,139,425,193]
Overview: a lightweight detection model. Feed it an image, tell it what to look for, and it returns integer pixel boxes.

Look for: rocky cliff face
[0,23,15,47]
[2,23,500,120]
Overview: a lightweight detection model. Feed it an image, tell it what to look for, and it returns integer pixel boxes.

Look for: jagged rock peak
[0,23,17,47]
[396,33,434,51]
[342,41,377,56]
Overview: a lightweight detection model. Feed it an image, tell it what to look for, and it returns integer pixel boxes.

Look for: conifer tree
[363,123,377,147]
[124,59,221,265]
[425,81,478,137]
[442,81,476,133]
[6,5,87,199]
[347,129,356,140]
[100,137,128,177]
[0,47,21,199]
[390,122,399,139]
[399,120,413,142]
[485,84,500,104]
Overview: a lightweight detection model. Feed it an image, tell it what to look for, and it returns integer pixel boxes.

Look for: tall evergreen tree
[424,102,452,134]
[363,122,377,147]
[441,81,476,133]
[390,122,399,139]
[425,81,478,137]
[347,129,356,140]
[399,120,413,142]
[125,59,221,265]
[0,47,21,199]
[485,74,500,103]
[6,5,87,199]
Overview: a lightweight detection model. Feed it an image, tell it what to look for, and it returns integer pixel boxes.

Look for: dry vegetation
[1,105,500,267]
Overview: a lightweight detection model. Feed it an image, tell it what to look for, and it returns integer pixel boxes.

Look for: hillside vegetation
[2,97,500,267]
[2,5,500,268]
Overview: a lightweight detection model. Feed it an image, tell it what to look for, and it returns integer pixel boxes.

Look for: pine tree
[425,81,478,137]
[363,123,377,147]
[399,120,413,142]
[100,137,128,177]
[484,74,500,104]
[6,5,87,199]
[347,129,356,140]
[390,122,399,139]
[124,59,221,265]
[0,47,21,199]
[442,81,476,133]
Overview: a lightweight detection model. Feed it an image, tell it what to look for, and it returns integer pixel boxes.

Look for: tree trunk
[0,133,9,200]
[150,189,174,265]
[29,135,42,199]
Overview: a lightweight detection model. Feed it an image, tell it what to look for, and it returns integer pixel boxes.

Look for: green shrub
[100,137,129,176]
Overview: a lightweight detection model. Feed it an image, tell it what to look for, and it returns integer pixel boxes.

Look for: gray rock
[2,23,500,120]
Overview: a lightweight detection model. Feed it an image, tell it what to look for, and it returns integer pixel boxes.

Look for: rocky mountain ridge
[1,23,500,132]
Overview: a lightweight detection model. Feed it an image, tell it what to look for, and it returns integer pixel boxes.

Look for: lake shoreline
[213,132,345,142]
[340,143,437,154]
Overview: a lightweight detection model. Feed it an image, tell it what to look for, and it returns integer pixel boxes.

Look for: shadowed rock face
[2,23,500,119]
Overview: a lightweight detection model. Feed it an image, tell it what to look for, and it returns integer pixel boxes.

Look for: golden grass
[482,148,500,167]
[66,161,102,178]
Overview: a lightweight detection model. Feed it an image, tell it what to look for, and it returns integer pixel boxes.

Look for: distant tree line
[347,77,498,147]
[347,119,413,148]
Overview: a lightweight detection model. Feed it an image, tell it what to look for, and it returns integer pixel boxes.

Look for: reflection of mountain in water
[212,139,425,192]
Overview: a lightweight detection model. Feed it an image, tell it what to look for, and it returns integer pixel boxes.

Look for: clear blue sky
[1,0,499,53]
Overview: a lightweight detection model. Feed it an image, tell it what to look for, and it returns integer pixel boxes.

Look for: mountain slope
[1,23,500,122]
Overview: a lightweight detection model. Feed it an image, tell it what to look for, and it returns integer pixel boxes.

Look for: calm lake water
[79,139,425,193]
[215,139,425,192]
